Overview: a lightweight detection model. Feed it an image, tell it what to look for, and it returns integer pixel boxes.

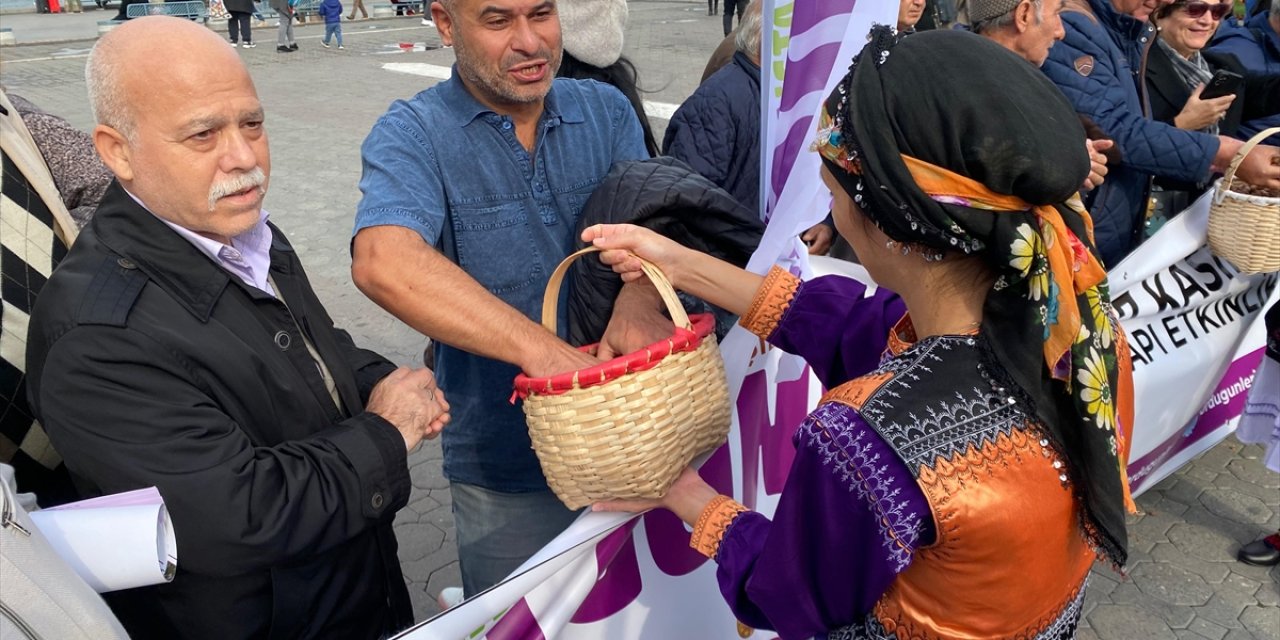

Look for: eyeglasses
[1175,1,1230,20]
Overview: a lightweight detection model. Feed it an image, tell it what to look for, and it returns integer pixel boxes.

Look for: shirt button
[502,120,512,130]
[371,493,384,509]
[117,258,137,270]
[274,331,291,350]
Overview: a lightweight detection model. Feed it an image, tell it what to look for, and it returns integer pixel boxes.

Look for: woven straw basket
[1208,126,1280,274]
[513,248,731,510]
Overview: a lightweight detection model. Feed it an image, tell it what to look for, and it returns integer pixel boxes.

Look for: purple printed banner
[1127,349,1265,493]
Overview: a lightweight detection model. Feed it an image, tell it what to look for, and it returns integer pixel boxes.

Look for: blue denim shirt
[354,71,647,492]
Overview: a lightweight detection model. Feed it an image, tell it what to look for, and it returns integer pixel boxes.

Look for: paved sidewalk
[1,3,1276,636]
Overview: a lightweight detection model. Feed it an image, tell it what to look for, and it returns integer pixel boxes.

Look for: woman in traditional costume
[588,28,1136,639]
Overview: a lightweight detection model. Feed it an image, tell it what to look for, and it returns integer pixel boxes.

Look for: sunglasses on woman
[1175,1,1231,20]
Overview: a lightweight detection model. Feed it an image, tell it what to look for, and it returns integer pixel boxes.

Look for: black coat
[223,0,256,14]
[25,183,413,640]
[568,157,764,345]
[1146,44,1280,139]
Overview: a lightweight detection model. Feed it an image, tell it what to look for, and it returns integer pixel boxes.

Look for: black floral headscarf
[815,27,1135,567]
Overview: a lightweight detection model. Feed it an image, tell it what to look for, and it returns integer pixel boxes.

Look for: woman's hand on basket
[593,467,720,527]
[582,224,689,288]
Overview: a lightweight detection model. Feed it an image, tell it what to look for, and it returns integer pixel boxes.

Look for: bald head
[87,16,270,245]
[87,17,252,140]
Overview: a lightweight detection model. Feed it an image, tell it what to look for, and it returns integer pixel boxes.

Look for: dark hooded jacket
[568,157,764,346]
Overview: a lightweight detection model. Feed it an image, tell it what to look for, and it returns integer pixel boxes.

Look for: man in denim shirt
[351,0,661,601]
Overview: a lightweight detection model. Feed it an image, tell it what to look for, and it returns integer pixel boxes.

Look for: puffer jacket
[1208,11,1280,142]
[1210,11,1280,75]
[662,52,763,214]
[1041,0,1219,267]
[568,157,764,346]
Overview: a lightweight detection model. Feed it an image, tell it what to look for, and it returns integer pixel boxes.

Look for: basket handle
[1216,126,1280,205]
[540,247,692,334]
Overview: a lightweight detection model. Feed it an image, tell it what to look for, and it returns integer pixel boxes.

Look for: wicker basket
[1208,126,1280,275]
[513,248,732,510]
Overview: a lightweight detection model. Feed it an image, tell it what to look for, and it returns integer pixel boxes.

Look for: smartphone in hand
[1200,70,1244,100]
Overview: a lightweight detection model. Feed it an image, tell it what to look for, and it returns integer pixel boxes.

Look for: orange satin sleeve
[739,266,801,339]
[690,495,750,559]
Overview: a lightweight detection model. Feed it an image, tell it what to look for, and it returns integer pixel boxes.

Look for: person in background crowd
[1235,302,1280,567]
[665,0,833,254]
[225,0,257,48]
[1207,0,1280,141]
[1149,0,1279,140]
[722,0,746,36]
[707,0,717,15]
[320,0,344,48]
[1209,0,1279,75]
[591,29,1134,639]
[352,0,665,608]
[556,0,659,157]
[900,0,927,30]
[347,0,368,21]
[26,18,449,638]
[1041,0,1280,267]
[271,0,298,52]
[969,0,1113,192]
[1143,0,1280,224]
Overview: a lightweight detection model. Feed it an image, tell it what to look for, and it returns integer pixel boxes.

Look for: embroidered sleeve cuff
[739,266,801,339]
[690,495,750,559]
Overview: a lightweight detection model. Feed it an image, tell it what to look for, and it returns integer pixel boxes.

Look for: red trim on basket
[511,313,716,401]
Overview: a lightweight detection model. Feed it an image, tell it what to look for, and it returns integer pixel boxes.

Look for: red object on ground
[47,0,61,12]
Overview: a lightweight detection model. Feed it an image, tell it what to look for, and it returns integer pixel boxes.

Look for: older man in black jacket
[25,16,448,640]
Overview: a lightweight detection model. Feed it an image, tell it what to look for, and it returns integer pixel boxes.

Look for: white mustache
[208,167,266,211]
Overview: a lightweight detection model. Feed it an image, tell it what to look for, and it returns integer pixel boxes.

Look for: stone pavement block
[1213,471,1280,504]
[1239,605,1280,639]
[1089,604,1180,639]
[1076,627,1102,640]
[1256,582,1279,607]
[1165,477,1212,508]
[404,581,435,624]
[1132,508,1187,549]
[409,455,450,491]
[1089,561,1123,597]
[1226,456,1280,489]
[1151,542,1233,584]
[394,520,446,562]
[1200,489,1274,526]
[1197,441,1245,469]
[1190,616,1232,640]
[1131,563,1215,606]
[405,491,442,517]
[1170,522,1252,563]
[1109,582,1197,628]
[423,560,462,619]
[400,546,460,584]
[1194,591,1254,629]
[1220,630,1256,640]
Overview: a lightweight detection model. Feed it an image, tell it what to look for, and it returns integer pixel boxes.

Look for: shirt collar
[125,189,275,294]
[439,68,584,127]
